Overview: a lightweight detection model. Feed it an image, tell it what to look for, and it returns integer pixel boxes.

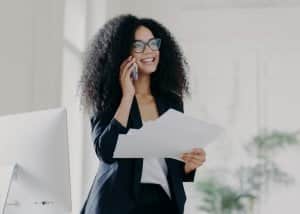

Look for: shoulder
[89,110,114,128]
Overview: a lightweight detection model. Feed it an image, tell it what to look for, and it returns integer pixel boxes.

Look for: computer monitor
[0,108,72,214]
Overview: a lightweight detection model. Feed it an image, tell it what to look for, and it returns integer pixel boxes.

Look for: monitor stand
[0,163,17,214]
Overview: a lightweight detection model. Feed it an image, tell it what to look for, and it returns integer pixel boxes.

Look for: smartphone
[130,63,138,80]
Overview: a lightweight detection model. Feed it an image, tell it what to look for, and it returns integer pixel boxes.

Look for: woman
[79,14,206,214]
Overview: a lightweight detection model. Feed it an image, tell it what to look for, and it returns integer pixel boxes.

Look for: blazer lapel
[128,94,169,128]
[127,95,142,129]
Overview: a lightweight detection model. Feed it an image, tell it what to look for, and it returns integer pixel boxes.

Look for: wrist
[122,93,134,101]
[184,165,194,174]
[120,94,134,109]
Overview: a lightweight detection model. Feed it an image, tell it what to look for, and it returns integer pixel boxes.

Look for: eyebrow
[133,37,155,43]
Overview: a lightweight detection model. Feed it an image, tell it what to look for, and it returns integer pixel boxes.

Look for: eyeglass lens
[132,38,161,53]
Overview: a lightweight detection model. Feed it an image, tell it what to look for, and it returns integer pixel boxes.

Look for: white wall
[0,0,64,116]
[62,0,86,212]
[62,0,107,213]
[81,0,108,204]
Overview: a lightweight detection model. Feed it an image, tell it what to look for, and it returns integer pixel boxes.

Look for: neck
[133,72,152,97]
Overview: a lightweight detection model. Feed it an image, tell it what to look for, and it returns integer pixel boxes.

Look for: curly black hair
[78,14,190,116]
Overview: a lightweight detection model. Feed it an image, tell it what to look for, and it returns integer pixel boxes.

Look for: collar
[127,94,169,130]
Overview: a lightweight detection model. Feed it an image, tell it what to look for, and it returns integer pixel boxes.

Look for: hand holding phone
[119,56,136,97]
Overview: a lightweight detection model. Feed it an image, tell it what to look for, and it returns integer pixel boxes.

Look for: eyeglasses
[131,38,161,53]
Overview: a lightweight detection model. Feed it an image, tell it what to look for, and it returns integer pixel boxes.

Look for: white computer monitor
[0,108,72,214]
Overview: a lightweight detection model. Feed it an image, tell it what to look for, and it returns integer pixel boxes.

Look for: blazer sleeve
[90,111,129,164]
[170,93,197,182]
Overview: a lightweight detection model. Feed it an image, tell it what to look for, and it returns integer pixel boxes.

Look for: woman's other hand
[119,55,136,98]
[180,148,206,174]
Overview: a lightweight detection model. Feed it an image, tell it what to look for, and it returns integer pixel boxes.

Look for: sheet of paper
[114,109,224,159]
[0,164,16,214]
[113,109,225,161]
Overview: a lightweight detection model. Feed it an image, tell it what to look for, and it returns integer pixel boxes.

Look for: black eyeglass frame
[131,38,161,53]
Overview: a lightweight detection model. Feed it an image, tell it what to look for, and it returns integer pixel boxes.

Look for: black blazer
[80,93,196,214]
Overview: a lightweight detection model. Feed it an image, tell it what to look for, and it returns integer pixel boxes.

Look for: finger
[183,153,205,163]
[181,154,195,162]
[192,148,205,155]
[121,62,133,82]
[182,155,192,160]
[188,159,204,167]
[180,152,189,159]
[180,153,190,161]
[122,58,136,80]
[181,155,192,163]
[182,153,200,160]
[124,63,137,82]
[121,56,133,77]
[128,62,137,77]
[120,57,134,80]
[192,155,206,164]
[191,155,206,163]
[191,151,205,160]
[182,155,196,163]
[190,154,203,162]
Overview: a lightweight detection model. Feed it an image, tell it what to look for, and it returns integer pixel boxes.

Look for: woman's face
[130,26,160,75]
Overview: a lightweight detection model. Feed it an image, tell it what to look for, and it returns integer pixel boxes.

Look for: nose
[143,44,153,53]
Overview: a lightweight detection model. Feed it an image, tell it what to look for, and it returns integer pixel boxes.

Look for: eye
[149,38,161,49]
[149,40,156,46]
[132,41,144,49]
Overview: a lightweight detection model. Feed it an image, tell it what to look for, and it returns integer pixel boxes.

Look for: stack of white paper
[113,109,225,160]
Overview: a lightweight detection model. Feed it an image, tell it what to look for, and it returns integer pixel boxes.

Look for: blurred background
[1,0,300,213]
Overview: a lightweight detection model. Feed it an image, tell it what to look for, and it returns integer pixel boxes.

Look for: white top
[140,120,171,198]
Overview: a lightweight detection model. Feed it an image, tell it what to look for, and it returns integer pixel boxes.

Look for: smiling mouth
[140,57,156,64]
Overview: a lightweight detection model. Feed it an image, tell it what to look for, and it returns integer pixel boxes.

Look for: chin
[138,65,157,74]
[140,69,156,75]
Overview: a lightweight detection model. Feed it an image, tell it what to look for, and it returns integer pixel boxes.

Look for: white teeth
[141,57,154,63]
